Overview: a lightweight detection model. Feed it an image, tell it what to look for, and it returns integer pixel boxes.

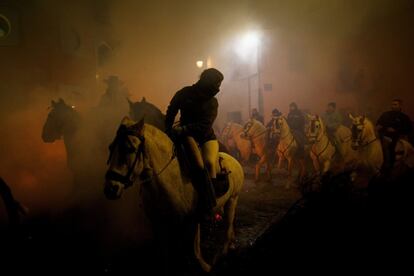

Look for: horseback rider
[322,102,343,155]
[165,68,224,218]
[251,108,264,124]
[99,75,129,108]
[376,98,413,171]
[266,108,282,161]
[266,108,282,143]
[287,102,306,159]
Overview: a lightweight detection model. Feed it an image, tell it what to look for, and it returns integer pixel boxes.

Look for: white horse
[332,124,357,166]
[305,115,335,174]
[272,116,305,181]
[395,139,414,168]
[349,114,383,174]
[104,117,244,273]
[221,122,252,164]
[241,119,270,182]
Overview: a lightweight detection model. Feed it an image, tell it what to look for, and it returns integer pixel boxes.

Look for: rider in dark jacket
[287,102,306,158]
[376,99,413,171]
[165,68,224,218]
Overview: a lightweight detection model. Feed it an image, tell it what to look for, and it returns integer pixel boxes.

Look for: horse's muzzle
[104,180,124,200]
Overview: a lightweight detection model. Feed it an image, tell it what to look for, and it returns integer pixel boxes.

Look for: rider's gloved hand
[167,125,187,141]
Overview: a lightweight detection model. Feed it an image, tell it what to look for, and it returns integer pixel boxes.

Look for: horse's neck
[250,125,266,146]
[362,122,377,144]
[280,123,293,142]
[144,128,194,215]
[316,122,326,141]
[231,125,243,136]
[313,128,328,150]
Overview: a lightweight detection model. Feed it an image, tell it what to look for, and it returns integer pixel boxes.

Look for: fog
[1,0,413,245]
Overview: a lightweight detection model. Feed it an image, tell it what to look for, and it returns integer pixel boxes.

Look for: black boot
[194,168,217,220]
[212,173,230,198]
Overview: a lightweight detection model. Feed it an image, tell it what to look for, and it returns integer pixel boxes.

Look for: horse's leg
[287,156,294,177]
[255,154,266,183]
[311,154,320,175]
[265,157,273,182]
[298,158,306,180]
[221,195,239,256]
[322,159,331,174]
[193,223,212,272]
[277,152,283,170]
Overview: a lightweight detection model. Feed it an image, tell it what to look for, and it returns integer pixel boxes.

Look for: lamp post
[234,31,261,118]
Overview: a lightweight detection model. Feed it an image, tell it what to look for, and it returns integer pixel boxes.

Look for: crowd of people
[248,98,413,172]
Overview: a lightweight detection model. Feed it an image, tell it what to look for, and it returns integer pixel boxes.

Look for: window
[0,14,11,39]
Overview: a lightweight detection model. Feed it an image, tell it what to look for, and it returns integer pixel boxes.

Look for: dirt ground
[1,164,304,274]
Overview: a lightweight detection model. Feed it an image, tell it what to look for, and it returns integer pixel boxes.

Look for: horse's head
[241,119,255,139]
[306,114,323,143]
[221,122,233,140]
[104,117,146,200]
[349,114,366,150]
[271,115,286,137]
[42,98,77,143]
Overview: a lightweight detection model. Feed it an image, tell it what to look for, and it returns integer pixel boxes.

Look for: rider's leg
[201,140,219,178]
[202,140,227,197]
[183,137,216,216]
[183,136,204,170]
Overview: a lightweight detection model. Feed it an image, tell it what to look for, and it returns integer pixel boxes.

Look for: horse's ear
[141,97,146,102]
[121,116,131,125]
[58,98,65,104]
[349,113,355,120]
[132,118,145,134]
[127,98,133,107]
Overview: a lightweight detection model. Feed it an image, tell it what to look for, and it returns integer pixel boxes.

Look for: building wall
[0,0,108,112]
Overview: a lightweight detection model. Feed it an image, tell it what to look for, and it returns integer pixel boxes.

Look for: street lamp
[234,31,262,118]
[196,60,204,68]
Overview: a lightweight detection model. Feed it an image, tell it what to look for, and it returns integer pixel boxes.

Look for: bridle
[105,124,176,188]
[307,117,322,142]
[351,121,377,149]
[105,125,146,188]
[274,117,290,139]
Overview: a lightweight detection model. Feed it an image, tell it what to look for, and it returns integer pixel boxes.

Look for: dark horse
[128,97,229,153]
[128,97,166,131]
[42,98,81,172]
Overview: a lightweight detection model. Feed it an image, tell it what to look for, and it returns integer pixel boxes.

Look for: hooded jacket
[165,82,219,143]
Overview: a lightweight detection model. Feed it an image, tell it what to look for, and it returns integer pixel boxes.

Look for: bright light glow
[234,31,261,61]
[206,57,212,68]
[196,60,204,68]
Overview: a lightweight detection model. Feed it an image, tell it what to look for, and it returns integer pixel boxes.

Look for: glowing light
[196,60,204,68]
[215,213,223,222]
[234,31,261,61]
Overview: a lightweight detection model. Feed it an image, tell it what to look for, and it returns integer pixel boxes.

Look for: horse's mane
[129,99,166,131]
[130,100,165,118]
